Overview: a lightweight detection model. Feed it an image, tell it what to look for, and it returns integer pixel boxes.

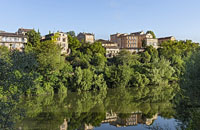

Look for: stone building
[110,33,122,48]
[110,33,138,49]
[144,38,159,49]
[158,36,176,44]
[42,32,70,55]
[96,39,120,58]
[97,39,118,47]
[132,32,153,48]
[0,32,27,51]
[111,31,159,50]
[77,32,95,43]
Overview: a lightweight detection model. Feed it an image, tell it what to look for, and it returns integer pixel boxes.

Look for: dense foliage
[1,31,199,96]
[1,30,200,129]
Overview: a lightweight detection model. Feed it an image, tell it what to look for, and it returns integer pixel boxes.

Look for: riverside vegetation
[0,30,200,129]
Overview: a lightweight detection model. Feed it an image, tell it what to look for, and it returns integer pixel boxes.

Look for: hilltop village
[0,28,175,57]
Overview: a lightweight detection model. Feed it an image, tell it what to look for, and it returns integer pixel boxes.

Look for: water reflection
[1,88,177,130]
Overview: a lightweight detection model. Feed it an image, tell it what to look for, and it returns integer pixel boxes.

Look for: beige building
[42,32,70,55]
[130,31,159,48]
[110,31,159,53]
[111,31,161,50]
[110,33,122,48]
[136,32,153,48]
[0,32,27,51]
[77,32,95,43]
[96,39,118,47]
[144,38,159,49]
[105,46,120,58]
[96,39,120,58]
[110,33,138,48]
[158,36,176,44]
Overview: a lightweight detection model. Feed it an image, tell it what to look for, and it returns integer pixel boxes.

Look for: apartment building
[42,32,70,55]
[77,32,95,43]
[158,36,176,44]
[96,39,120,58]
[110,33,138,48]
[0,32,27,51]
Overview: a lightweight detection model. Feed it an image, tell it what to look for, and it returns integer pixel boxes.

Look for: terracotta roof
[0,32,26,38]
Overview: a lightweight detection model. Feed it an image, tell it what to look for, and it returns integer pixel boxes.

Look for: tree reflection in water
[0,87,179,130]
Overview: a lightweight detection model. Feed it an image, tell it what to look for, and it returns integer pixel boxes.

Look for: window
[2,37,5,41]
[19,38,22,42]
[63,38,66,42]
[62,43,66,47]
[11,37,15,42]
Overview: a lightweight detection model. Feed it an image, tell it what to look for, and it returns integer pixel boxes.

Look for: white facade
[0,33,27,51]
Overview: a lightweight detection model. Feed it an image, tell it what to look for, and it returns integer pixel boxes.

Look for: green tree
[146,30,156,38]
[67,31,76,37]
[68,35,81,54]
[71,67,93,91]
[26,30,41,46]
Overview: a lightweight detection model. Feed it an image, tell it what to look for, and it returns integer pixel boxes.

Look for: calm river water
[2,88,182,130]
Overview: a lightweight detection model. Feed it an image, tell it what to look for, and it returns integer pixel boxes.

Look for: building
[143,37,159,49]
[0,32,27,51]
[158,36,176,44]
[110,31,158,53]
[96,39,118,47]
[120,34,138,48]
[130,31,159,48]
[110,33,138,49]
[105,46,120,58]
[77,32,95,43]
[42,32,70,55]
[102,111,158,127]
[96,39,120,58]
[123,48,145,53]
[134,32,153,48]
[111,31,145,48]
[17,28,33,35]
[110,33,122,48]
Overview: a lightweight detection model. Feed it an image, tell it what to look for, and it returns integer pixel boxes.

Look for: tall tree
[26,30,41,46]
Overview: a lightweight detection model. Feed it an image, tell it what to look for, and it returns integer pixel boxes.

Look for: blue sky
[0,0,200,42]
